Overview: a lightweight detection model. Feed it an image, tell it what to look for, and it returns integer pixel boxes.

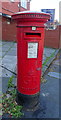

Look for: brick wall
[1,0,31,41]
[59,25,61,48]
[44,25,61,49]
[2,16,17,41]
[2,1,19,15]
[1,1,30,15]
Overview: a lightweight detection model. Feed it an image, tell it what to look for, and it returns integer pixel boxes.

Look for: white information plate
[28,42,38,58]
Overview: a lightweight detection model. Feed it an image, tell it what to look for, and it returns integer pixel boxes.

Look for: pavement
[0,41,60,118]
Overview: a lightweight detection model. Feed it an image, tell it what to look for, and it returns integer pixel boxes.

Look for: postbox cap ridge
[12,11,50,23]
[13,10,50,16]
[11,11,50,16]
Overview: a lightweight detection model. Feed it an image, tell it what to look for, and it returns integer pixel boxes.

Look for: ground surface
[21,50,60,118]
[0,41,60,119]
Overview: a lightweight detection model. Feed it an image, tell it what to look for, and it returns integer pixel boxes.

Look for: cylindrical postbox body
[12,11,50,108]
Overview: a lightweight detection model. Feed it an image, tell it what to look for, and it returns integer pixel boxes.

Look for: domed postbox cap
[12,11,50,23]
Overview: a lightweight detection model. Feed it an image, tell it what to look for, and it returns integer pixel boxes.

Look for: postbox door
[17,28,44,95]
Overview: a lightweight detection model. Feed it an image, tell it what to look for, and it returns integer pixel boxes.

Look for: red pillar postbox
[12,11,50,108]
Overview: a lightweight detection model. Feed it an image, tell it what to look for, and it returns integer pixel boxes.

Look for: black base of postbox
[16,90,40,110]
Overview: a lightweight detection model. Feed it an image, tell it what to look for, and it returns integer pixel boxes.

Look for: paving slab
[5,41,14,45]
[2,55,17,72]
[4,44,14,49]
[0,44,2,47]
[2,77,10,93]
[1,73,16,94]
[2,68,13,77]
[45,54,57,67]
[44,52,52,57]
[44,48,56,54]
[41,74,59,93]
[0,46,2,52]
[42,55,47,64]
[0,51,2,57]
[0,66,2,77]
[49,64,61,73]
[12,43,17,47]
[42,65,48,75]
[10,47,17,51]
[2,46,11,52]
[0,42,2,45]
[53,59,61,65]
[40,75,59,118]
[1,51,6,58]
[2,42,14,53]
[6,50,17,56]
[2,41,7,45]
[0,58,2,65]
[48,71,61,79]
[42,48,58,66]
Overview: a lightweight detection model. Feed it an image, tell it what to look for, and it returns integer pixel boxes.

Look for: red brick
[44,25,61,49]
